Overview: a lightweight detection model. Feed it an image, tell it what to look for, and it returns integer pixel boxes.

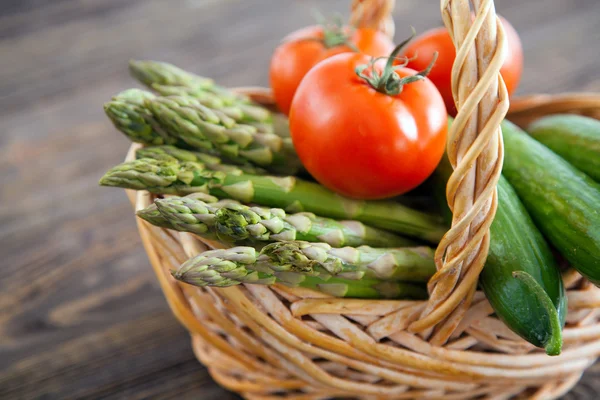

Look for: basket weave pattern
[409,0,508,340]
[125,0,600,398]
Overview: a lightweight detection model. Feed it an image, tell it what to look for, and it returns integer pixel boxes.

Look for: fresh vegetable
[106,87,294,166]
[403,17,523,116]
[129,60,298,140]
[136,145,267,175]
[173,242,431,299]
[137,192,220,229]
[136,203,172,228]
[129,59,213,88]
[289,40,447,199]
[146,195,416,248]
[100,158,448,243]
[104,89,184,146]
[528,114,600,181]
[151,83,273,127]
[502,120,600,286]
[146,95,301,174]
[129,59,250,107]
[433,155,566,355]
[270,17,394,115]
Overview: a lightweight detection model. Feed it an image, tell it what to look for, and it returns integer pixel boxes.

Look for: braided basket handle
[349,0,508,343]
[349,0,396,37]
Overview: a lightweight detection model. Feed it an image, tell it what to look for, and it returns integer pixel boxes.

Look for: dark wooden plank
[0,0,598,398]
[1,311,239,400]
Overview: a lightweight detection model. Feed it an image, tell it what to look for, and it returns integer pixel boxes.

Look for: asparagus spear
[136,192,221,229]
[129,60,214,90]
[146,96,301,174]
[152,83,293,140]
[137,144,222,164]
[173,244,430,299]
[151,84,272,125]
[151,195,416,248]
[104,88,296,173]
[136,145,267,175]
[103,89,181,146]
[99,158,446,242]
[136,203,172,228]
[129,59,248,106]
[128,60,294,138]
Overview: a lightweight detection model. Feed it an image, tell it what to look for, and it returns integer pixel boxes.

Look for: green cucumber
[528,114,600,181]
[502,120,600,286]
[432,157,566,355]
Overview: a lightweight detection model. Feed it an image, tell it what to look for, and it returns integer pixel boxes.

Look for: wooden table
[1,0,599,398]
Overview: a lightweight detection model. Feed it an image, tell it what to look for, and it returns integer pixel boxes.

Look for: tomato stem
[355,28,437,96]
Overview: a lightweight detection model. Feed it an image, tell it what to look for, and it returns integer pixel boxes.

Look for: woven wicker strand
[123,1,600,398]
[350,0,396,38]
[409,0,509,341]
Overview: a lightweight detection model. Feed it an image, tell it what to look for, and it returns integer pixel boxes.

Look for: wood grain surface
[1,0,599,399]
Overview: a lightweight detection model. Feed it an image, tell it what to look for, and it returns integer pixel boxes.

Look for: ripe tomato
[270,25,394,115]
[289,52,447,200]
[402,17,523,116]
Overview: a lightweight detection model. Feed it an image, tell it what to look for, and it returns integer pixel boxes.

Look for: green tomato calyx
[356,28,437,96]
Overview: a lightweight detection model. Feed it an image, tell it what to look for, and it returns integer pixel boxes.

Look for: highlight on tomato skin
[402,16,523,116]
[269,24,394,115]
[289,51,448,200]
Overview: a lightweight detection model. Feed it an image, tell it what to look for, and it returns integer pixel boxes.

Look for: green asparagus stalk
[151,195,417,248]
[173,244,431,299]
[137,144,222,164]
[128,60,294,138]
[150,85,292,140]
[136,203,171,228]
[129,59,248,106]
[259,241,435,282]
[146,96,301,174]
[129,60,214,90]
[136,145,267,175]
[153,83,293,140]
[151,83,223,109]
[136,192,221,229]
[271,113,291,138]
[103,89,182,146]
[100,158,447,242]
[104,88,296,173]
[151,84,272,126]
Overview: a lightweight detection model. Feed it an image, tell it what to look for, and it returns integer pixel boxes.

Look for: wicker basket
[124,1,600,398]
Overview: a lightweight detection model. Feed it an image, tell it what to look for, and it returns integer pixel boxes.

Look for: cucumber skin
[528,114,600,181]
[502,120,600,286]
[481,176,566,348]
[432,161,566,349]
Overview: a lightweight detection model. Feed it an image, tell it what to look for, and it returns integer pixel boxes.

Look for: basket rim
[124,86,600,399]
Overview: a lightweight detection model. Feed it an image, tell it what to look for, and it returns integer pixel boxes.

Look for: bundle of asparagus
[100,157,446,243]
[137,145,267,175]
[172,242,432,299]
[100,60,445,299]
[137,193,416,248]
[129,60,247,106]
[104,89,181,146]
[105,88,300,174]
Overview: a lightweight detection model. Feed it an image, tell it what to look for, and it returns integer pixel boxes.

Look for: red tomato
[289,52,448,200]
[270,25,394,115]
[403,17,523,116]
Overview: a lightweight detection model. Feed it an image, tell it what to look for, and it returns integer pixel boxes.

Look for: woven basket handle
[414,0,507,342]
[349,0,396,37]
[349,0,508,343]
